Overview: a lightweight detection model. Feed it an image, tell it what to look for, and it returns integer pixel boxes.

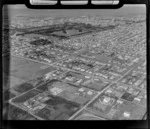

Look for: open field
[9,55,50,81]
[2,5,146,120]
[73,109,104,120]
[3,55,56,88]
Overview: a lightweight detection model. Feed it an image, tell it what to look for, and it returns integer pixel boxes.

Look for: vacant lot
[3,55,55,89]
[8,55,50,80]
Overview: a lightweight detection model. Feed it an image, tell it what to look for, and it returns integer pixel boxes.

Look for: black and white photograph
[30,0,57,5]
[2,3,147,121]
[61,0,88,5]
[91,0,119,5]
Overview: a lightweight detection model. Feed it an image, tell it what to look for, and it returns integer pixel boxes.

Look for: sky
[3,4,146,20]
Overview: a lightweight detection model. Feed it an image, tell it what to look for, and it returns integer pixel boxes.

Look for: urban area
[3,7,147,120]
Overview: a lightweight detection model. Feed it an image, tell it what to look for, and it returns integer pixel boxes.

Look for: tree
[86,23,92,28]
[62,28,67,34]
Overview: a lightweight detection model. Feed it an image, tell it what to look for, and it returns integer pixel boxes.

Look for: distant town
[3,8,147,120]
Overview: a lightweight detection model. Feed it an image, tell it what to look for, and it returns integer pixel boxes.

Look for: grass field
[3,55,56,94]
[73,109,104,120]
[9,56,50,81]
[3,74,26,89]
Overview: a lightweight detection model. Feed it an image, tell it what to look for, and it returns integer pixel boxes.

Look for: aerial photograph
[2,4,146,120]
